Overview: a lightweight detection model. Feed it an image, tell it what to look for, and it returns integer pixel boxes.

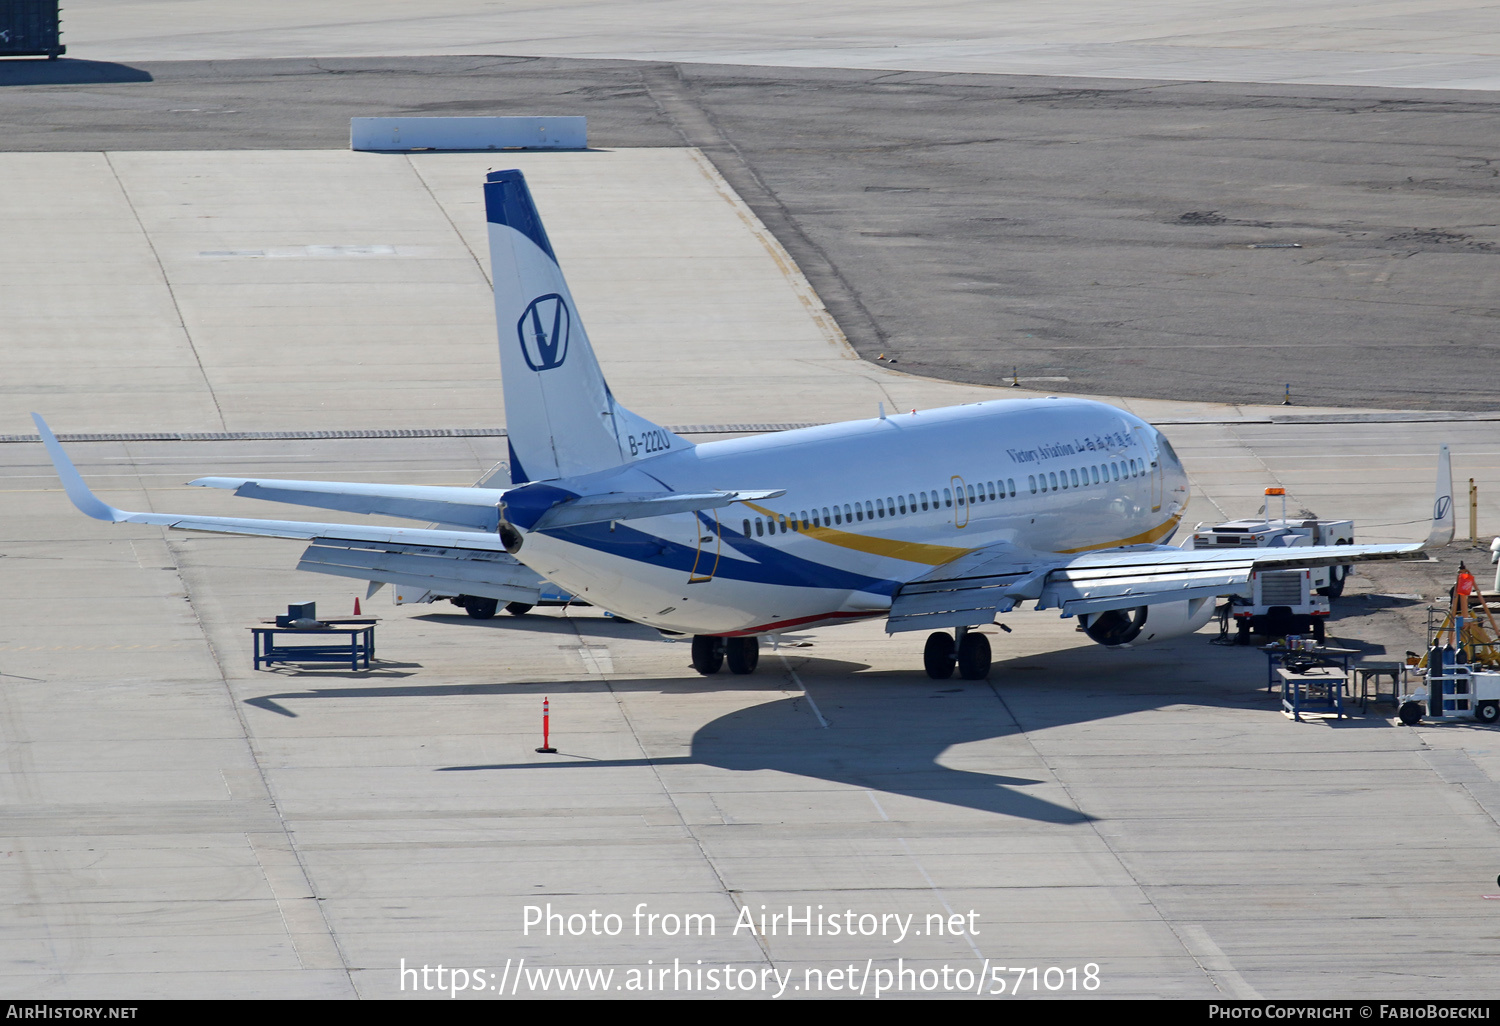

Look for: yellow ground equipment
[1419,564,1500,670]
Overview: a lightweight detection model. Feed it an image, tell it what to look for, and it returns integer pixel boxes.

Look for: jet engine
[1078,597,1217,647]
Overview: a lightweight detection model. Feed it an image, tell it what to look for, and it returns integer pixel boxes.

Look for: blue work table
[250,620,376,671]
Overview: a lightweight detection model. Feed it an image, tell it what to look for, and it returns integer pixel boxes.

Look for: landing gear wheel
[725,636,760,675]
[1317,565,1349,600]
[1398,701,1424,726]
[923,632,956,680]
[957,632,992,680]
[1477,701,1499,724]
[461,596,498,620]
[691,635,724,675]
[505,602,533,616]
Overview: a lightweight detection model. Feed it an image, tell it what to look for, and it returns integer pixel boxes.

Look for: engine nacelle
[1078,597,1217,647]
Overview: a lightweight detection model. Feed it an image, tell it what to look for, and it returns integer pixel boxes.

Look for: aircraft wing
[33,414,548,602]
[888,443,1452,633]
[34,414,779,603]
[887,540,1426,634]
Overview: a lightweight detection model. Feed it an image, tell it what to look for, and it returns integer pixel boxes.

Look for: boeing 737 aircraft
[34,170,1452,680]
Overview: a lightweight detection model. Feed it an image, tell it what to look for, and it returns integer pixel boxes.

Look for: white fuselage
[515,397,1190,636]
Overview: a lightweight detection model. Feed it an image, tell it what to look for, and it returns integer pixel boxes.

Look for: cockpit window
[1157,430,1183,471]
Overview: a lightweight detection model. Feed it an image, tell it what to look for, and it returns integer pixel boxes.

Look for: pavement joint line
[0,424,823,443]
[7,412,1500,445]
[1177,924,1265,1000]
[896,836,984,961]
[980,672,1222,989]
[557,608,771,968]
[101,152,228,434]
[771,643,828,729]
[641,66,886,360]
[865,791,984,959]
[160,530,357,991]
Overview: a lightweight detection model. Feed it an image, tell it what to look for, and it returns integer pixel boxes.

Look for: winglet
[30,413,128,522]
[1424,443,1454,548]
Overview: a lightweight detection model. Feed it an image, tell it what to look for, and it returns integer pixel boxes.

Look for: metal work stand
[250,623,376,671]
[1277,666,1347,722]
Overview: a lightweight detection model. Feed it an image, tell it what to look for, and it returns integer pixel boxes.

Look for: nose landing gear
[923,626,991,680]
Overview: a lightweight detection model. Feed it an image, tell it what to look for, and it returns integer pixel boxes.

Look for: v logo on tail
[485,170,684,484]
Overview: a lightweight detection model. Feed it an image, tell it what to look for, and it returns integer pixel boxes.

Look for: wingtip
[30,413,126,522]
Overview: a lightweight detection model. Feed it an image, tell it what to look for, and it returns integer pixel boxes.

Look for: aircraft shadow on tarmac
[435,682,1098,824]
[0,59,152,86]
[242,628,1389,825]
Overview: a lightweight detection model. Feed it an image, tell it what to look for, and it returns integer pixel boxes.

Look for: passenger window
[755,518,764,537]
[822,506,831,525]
[920,493,929,511]
[908,492,917,512]
[1091,466,1099,484]
[1028,475,1037,494]
[865,500,874,520]
[844,503,852,523]
[855,504,863,522]
[956,488,965,507]
[743,519,751,537]
[1048,472,1058,490]
[966,484,976,504]
[800,510,809,527]
[1008,478,1015,497]
[876,498,885,518]
[1070,469,1079,488]
[988,481,996,501]
[943,488,953,508]
[898,496,907,514]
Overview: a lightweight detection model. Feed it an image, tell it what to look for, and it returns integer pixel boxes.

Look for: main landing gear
[691,635,760,675]
[923,626,991,680]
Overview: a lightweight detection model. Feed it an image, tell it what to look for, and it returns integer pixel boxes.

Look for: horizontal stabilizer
[192,477,503,531]
[528,488,786,531]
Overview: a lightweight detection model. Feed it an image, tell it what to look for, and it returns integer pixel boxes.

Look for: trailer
[1398,662,1500,725]
[1398,565,1500,724]
[1187,500,1354,644]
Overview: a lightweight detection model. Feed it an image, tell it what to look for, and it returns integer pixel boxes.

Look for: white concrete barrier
[350,116,586,152]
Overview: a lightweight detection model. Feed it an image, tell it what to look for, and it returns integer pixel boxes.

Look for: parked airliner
[34,170,1450,679]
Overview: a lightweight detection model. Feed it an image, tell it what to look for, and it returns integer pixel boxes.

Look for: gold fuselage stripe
[740,503,1183,567]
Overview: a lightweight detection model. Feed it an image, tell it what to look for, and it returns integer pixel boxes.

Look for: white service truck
[1186,517,1354,643]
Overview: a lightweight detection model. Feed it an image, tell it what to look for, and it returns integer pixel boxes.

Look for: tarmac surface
[4,56,1500,410]
[3,146,1500,1001]
[4,2,1500,1003]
